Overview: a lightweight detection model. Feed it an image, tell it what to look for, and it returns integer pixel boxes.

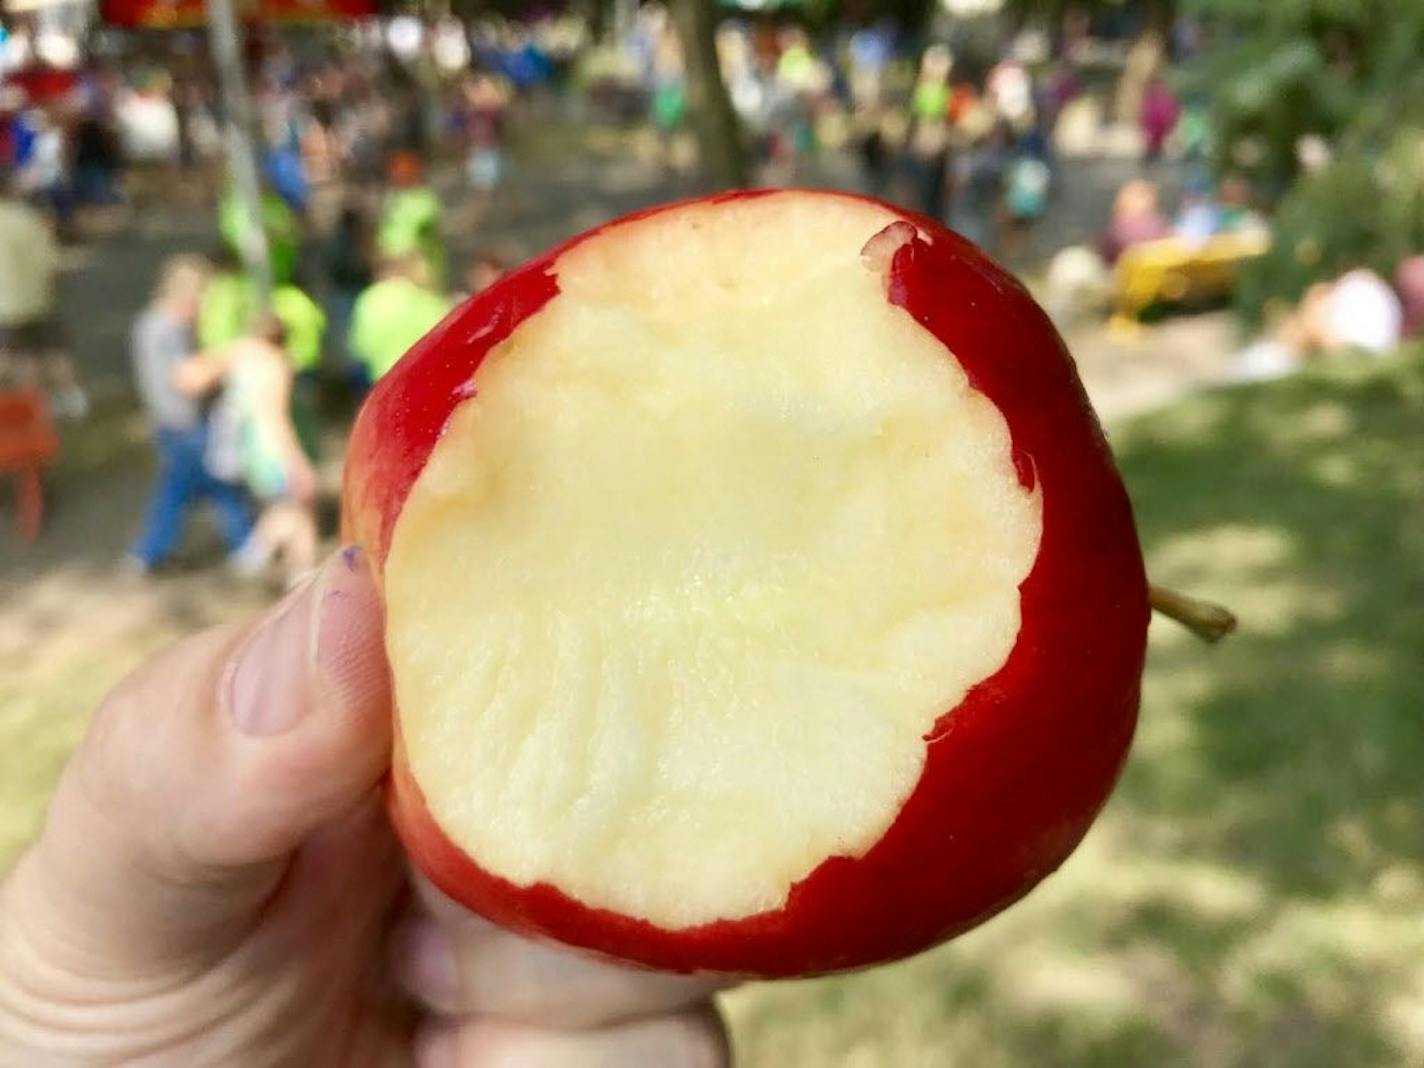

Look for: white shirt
[1326,270,1402,354]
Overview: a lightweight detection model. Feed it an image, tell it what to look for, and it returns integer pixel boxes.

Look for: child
[220,313,319,587]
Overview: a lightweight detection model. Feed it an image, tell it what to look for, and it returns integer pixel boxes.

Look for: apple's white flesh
[384,196,1043,930]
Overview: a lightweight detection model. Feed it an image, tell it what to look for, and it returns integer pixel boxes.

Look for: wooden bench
[0,391,60,541]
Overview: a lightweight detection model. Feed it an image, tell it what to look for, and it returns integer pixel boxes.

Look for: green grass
[3,353,1422,1065]
[726,351,1424,1067]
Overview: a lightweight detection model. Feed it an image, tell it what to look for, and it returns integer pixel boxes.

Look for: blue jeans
[133,425,254,568]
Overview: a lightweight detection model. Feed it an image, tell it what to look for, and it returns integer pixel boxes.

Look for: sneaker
[119,554,157,579]
[227,537,272,579]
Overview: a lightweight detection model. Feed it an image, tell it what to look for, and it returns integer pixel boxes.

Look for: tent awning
[100,0,376,29]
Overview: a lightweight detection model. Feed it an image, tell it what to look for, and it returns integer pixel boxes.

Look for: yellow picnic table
[1113,230,1271,326]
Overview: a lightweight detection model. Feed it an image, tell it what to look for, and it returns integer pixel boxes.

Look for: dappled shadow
[4,118,1419,1062]
[728,352,1424,1068]
[1115,352,1424,903]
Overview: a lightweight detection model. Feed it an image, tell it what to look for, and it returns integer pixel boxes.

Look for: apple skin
[343,190,1149,978]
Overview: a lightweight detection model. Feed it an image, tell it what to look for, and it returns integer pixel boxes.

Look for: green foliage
[1232,123,1424,326]
[1184,0,1423,193]
[1186,0,1424,325]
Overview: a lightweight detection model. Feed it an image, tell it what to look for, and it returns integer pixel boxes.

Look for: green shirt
[198,271,251,353]
[271,287,327,375]
[911,81,950,122]
[349,277,451,381]
[218,189,301,286]
[198,273,326,374]
[377,187,446,288]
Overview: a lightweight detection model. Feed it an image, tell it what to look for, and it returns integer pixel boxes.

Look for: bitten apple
[343,190,1148,978]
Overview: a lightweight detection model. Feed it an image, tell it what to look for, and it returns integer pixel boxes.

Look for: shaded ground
[7,123,1399,1066]
[726,351,1424,1067]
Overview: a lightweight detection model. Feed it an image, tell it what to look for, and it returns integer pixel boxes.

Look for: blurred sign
[100,0,376,28]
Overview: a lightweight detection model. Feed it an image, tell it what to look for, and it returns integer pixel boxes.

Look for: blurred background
[1,0,1421,1064]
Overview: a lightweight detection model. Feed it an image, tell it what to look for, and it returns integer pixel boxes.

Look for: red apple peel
[342,191,1204,978]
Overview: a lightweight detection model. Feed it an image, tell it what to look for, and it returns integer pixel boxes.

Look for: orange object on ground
[0,390,59,540]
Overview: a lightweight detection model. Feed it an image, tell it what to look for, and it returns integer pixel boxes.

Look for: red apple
[343,190,1148,978]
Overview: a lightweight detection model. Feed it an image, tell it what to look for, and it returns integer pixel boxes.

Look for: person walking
[220,312,319,588]
[323,198,374,392]
[128,255,255,573]
[377,152,446,290]
[349,252,451,390]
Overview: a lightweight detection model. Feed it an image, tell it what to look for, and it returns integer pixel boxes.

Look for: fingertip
[208,548,392,861]
[313,545,390,722]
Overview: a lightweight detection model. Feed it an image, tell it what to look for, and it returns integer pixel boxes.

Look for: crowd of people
[588,12,1072,258]
[0,27,535,579]
[121,131,522,585]
[2,5,1419,575]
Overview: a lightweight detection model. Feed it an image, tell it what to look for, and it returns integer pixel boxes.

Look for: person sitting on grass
[1099,178,1170,265]
[127,255,254,574]
[348,251,451,391]
[1234,266,1404,381]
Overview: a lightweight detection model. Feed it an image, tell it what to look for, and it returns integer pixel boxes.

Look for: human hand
[0,549,730,1067]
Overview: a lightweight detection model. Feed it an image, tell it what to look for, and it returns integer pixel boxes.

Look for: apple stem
[1148,585,1238,643]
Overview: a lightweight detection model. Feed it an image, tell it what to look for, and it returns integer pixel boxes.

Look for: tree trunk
[669,0,749,191]
[208,0,272,305]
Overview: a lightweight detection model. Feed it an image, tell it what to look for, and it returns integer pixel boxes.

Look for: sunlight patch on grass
[998,951,1148,1018]
[1133,394,1227,446]
[1280,401,1354,446]
[1220,897,1424,1015]
[1149,523,1293,585]
[1386,973,1424,1057]
[1369,863,1424,910]
[1239,581,1346,635]
[1315,640,1390,683]
[1149,522,1350,636]
[1309,452,1359,488]
[1092,858,1268,922]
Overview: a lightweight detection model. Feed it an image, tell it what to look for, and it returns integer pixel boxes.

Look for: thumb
[3,546,392,974]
